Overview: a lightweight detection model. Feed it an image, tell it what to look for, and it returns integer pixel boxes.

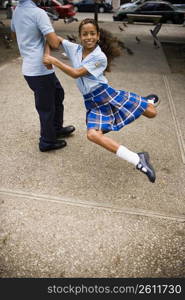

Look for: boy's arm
[45,32,60,49]
[44,33,64,50]
[43,55,88,79]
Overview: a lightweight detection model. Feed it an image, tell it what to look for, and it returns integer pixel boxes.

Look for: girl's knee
[148,110,157,118]
[150,108,157,118]
[87,129,99,141]
[144,104,157,118]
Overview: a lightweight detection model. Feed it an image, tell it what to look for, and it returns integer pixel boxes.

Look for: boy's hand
[45,64,53,70]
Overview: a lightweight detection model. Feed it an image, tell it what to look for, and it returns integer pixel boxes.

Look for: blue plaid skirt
[83,84,149,131]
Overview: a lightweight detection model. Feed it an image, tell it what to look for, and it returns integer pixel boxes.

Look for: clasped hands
[43,54,55,70]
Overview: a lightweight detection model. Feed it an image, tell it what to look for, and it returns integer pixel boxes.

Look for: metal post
[94,0,99,23]
[7,0,13,19]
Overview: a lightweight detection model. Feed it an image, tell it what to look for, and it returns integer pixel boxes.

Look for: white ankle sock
[116,145,140,166]
[147,99,155,105]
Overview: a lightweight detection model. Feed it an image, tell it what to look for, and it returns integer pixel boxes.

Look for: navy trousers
[24,73,64,146]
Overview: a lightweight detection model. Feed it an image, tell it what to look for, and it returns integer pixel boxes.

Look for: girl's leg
[143,103,157,118]
[87,129,156,183]
[87,129,120,153]
[87,129,139,164]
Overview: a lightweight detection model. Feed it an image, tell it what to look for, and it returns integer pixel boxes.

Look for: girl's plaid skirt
[83,84,149,131]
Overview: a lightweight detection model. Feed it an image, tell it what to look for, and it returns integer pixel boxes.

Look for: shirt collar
[91,45,102,56]
[79,45,102,61]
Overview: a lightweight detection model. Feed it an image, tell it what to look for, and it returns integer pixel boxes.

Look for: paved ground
[0,16,185,278]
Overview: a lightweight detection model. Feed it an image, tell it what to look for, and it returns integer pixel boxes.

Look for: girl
[43,18,160,183]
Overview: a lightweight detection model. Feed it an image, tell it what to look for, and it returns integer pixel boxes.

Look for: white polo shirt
[11,0,54,76]
[62,39,108,95]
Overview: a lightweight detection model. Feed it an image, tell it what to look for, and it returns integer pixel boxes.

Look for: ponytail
[99,28,123,72]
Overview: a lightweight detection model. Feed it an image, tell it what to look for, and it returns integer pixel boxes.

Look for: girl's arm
[44,42,51,55]
[44,42,53,70]
[57,36,64,43]
[43,55,88,79]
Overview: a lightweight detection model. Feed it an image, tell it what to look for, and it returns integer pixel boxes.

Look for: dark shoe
[39,140,67,152]
[136,152,156,183]
[56,125,75,138]
[146,94,160,107]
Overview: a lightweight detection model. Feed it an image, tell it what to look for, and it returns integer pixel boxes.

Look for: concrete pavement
[0,21,185,278]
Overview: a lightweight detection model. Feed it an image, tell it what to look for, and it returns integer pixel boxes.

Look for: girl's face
[79,23,100,51]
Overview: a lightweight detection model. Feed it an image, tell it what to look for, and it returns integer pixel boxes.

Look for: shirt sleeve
[62,39,79,61]
[82,55,107,78]
[36,9,54,36]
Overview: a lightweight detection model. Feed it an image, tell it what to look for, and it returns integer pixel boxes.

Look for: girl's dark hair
[79,18,123,72]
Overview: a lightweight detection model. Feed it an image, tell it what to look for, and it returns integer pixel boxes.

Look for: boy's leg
[53,74,64,131]
[24,74,67,151]
[54,74,75,138]
[25,74,57,144]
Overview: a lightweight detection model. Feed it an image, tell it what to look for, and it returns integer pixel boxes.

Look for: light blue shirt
[62,39,108,95]
[11,0,54,76]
